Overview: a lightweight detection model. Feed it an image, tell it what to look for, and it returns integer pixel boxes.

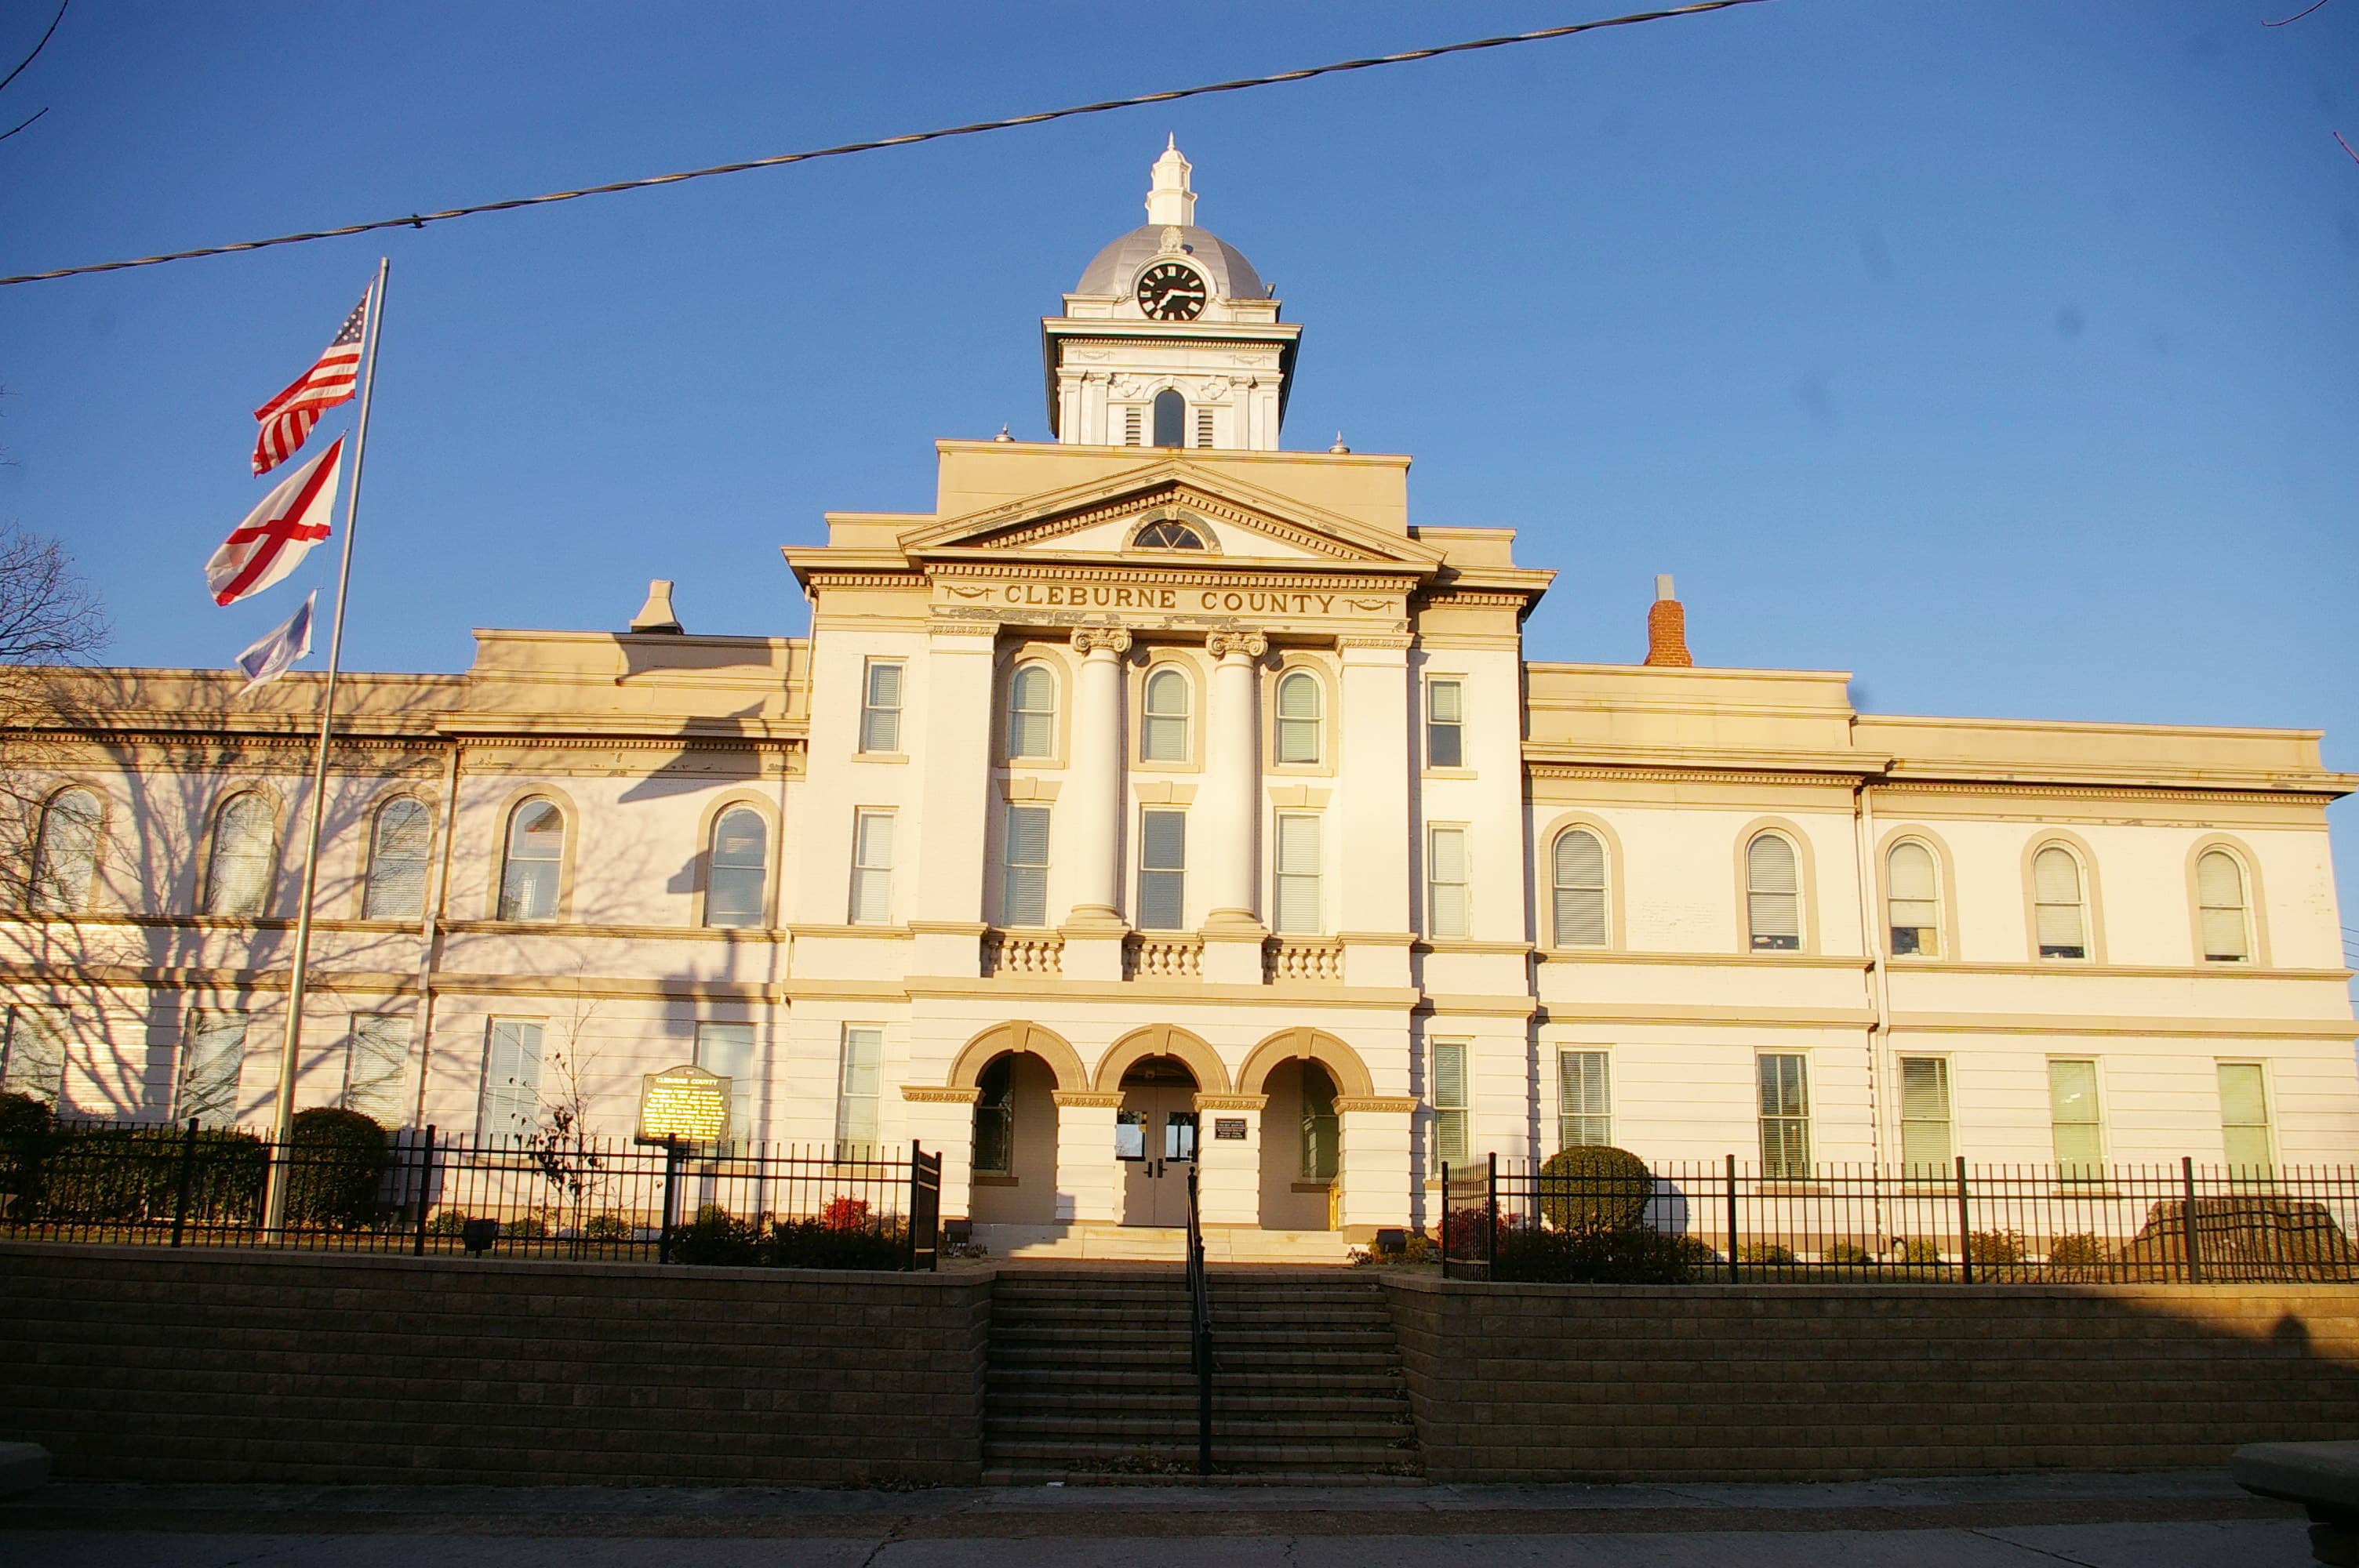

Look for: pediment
[897,460,1442,573]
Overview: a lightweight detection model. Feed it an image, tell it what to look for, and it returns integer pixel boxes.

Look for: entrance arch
[1242,1030,1372,1232]
[1092,1024,1228,1095]
[948,1021,1088,1093]
[951,1023,1082,1228]
[1117,1053,1200,1227]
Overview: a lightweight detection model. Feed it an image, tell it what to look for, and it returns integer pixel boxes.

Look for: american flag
[250,289,369,476]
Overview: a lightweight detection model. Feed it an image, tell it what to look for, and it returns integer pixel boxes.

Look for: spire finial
[1145,140,1196,227]
[1329,432,1350,454]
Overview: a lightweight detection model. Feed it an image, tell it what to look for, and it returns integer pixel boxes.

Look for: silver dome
[1074,225,1267,303]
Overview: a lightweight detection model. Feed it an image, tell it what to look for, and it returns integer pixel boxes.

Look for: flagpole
[263,256,389,1238]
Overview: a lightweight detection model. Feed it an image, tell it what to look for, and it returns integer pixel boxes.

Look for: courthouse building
[5,146,2356,1248]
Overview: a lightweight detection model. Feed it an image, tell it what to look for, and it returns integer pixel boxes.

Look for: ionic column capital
[1205,630,1268,661]
[1070,626,1134,656]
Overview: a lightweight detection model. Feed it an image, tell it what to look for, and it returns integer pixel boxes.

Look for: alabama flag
[205,438,340,607]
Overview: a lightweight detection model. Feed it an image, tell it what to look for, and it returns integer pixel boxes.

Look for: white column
[1052,1091,1122,1224]
[1201,630,1267,985]
[1337,1098,1415,1236]
[1339,636,1412,986]
[1066,627,1131,924]
[911,625,997,977]
[901,1087,980,1221]
[1194,1094,1265,1228]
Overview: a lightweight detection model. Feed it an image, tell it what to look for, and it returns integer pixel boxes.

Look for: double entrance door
[1117,1073,1199,1228]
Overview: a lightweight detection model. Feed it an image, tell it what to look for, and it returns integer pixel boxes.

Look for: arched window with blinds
[1006,663,1056,760]
[29,787,102,914]
[1141,667,1190,762]
[2195,849,2251,963]
[1744,832,1801,951]
[1551,828,1607,948]
[362,797,431,920]
[2031,844,2088,960]
[497,797,565,923]
[204,793,277,916]
[1886,840,1939,956]
[1275,670,1321,765]
[704,806,769,928]
[1151,389,1186,448]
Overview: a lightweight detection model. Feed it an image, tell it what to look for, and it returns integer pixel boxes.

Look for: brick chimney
[1643,575,1692,667]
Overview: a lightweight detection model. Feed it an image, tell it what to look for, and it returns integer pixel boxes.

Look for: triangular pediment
[898,460,1442,572]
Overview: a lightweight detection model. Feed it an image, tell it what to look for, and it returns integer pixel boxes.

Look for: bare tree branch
[0,105,48,144]
[2339,130,2359,167]
[0,0,65,99]
[0,524,107,669]
[2263,0,2333,22]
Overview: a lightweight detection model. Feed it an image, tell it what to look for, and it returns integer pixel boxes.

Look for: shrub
[1536,1145,1653,1232]
[426,1209,473,1236]
[1737,1243,1797,1265]
[1968,1229,2026,1265]
[2045,1232,2108,1267]
[1892,1237,1943,1265]
[1822,1240,1877,1266]
[671,1207,763,1265]
[1438,1202,1507,1260]
[820,1196,872,1231]
[0,1091,54,1214]
[580,1212,635,1242]
[1399,1233,1434,1266]
[283,1107,388,1229]
[2119,1198,2357,1275]
[771,1216,907,1270]
[1492,1222,1700,1284]
[501,1213,551,1241]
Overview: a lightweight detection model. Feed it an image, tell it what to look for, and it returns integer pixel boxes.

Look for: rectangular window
[1898,1055,1953,1175]
[1001,804,1050,927]
[1431,1040,1470,1167]
[1114,1108,1147,1160]
[1558,1051,1610,1150]
[1427,824,1470,939]
[695,1022,758,1148]
[344,1014,411,1126]
[849,808,895,924]
[479,1018,544,1146]
[859,659,903,753]
[1272,813,1322,935]
[1426,678,1465,769]
[177,1009,247,1127]
[1756,1053,1811,1180]
[2218,1062,2272,1173]
[1138,808,1186,931]
[2048,1058,2103,1178]
[0,1004,67,1103]
[838,1025,883,1153]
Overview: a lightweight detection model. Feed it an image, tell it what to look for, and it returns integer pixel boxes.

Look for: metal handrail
[1185,1161,1212,1476]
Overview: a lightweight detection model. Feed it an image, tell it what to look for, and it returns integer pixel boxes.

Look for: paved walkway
[0,1469,2313,1566]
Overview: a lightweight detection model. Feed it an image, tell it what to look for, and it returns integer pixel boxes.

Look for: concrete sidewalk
[0,1469,2313,1566]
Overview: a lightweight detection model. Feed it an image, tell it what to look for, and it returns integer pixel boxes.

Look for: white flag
[205,438,340,607]
[235,591,316,694]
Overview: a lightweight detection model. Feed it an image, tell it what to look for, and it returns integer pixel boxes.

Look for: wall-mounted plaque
[1214,1117,1247,1141]
[637,1065,730,1147]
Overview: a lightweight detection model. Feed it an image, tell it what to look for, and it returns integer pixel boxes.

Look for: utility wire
[0,0,1769,288]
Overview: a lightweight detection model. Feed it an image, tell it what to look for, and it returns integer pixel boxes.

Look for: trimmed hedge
[282,1107,391,1228]
[1536,1145,1654,1231]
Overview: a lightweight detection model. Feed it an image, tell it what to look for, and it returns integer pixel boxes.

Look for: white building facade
[5,148,2355,1245]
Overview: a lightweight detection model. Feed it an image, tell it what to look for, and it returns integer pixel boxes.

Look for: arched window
[1745,832,1801,951]
[1142,667,1190,762]
[362,797,431,920]
[1552,828,1608,947]
[497,797,565,922]
[2195,849,2250,963]
[204,793,277,916]
[1150,389,1186,448]
[28,787,101,914]
[1006,663,1056,760]
[705,806,769,929]
[1276,670,1321,765]
[1132,519,1206,550]
[1886,840,1939,956]
[2031,844,2087,960]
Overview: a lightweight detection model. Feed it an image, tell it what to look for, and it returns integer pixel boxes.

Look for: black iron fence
[0,1118,940,1270]
[1441,1154,2359,1284]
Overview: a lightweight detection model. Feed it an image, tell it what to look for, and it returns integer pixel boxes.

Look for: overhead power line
[0,0,1770,288]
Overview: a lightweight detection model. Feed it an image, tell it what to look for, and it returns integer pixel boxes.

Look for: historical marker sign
[1214,1118,1247,1142]
[638,1065,730,1147]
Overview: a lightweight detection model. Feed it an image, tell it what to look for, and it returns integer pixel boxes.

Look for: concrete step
[990,1399,1411,1426]
[981,1467,1427,1487]
[990,1348,1403,1374]
[986,1417,1416,1445]
[990,1367,1407,1393]
[980,1439,1423,1475]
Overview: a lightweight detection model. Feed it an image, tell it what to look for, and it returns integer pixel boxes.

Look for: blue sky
[2,1,2355,956]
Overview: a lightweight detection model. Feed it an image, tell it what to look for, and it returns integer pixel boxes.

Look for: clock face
[1136,262,1208,321]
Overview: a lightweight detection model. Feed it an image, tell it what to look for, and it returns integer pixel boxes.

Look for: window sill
[1421,767,1478,782]
[970,1174,1019,1188]
[851,752,908,764]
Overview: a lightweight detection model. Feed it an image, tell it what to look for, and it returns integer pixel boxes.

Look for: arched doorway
[1241,1029,1374,1233]
[1118,1054,1199,1227]
[968,1050,1060,1225]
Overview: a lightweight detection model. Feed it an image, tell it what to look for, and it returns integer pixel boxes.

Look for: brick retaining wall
[1382,1276,2359,1482]
[0,1243,991,1486]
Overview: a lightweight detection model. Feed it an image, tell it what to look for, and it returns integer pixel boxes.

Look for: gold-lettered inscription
[637,1065,731,1146]
[998,583,1340,615]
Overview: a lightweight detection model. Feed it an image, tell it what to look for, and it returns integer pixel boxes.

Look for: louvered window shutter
[1008,666,1053,759]
[2048,1059,2102,1175]
[851,811,894,924]
[1138,810,1186,930]
[1428,826,1469,938]
[1747,834,1801,948]
[1553,829,1607,946]
[1898,1056,1953,1173]
[2033,847,2085,955]
[2217,1062,2271,1171]
[1886,841,1939,956]
[1002,805,1050,927]
[1277,672,1321,764]
[2195,851,2248,961]
[1274,815,1321,934]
